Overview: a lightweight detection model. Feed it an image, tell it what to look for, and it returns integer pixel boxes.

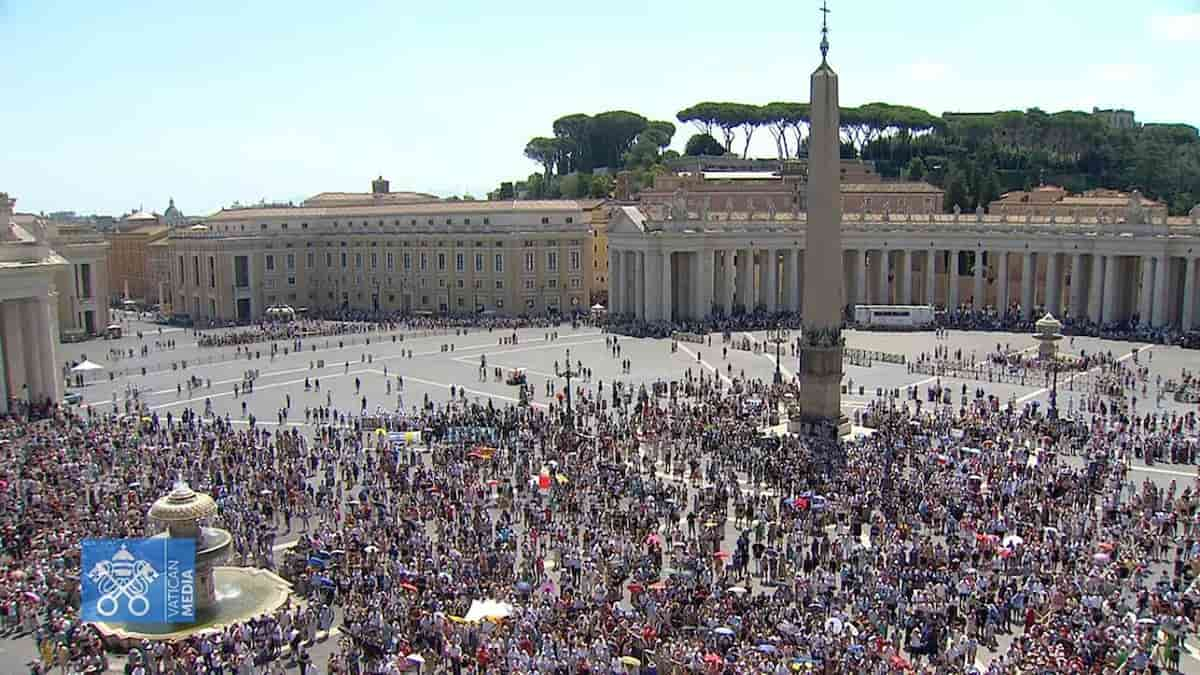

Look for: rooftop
[203,200,585,222]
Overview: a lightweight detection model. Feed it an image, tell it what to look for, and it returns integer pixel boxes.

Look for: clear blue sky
[2,0,1197,217]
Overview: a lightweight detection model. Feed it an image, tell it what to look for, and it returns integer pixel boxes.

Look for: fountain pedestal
[90,482,291,648]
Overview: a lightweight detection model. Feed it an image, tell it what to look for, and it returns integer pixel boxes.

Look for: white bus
[853,304,936,329]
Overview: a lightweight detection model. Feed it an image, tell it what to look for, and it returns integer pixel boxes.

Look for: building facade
[989,186,1168,220]
[47,220,110,336]
[106,213,168,303]
[169,197,595,322]
[608,194,1200,330]
[0,193,67,411]
[639,169,944,217]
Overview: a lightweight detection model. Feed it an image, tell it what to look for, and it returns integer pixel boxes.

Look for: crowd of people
[3,319,1200,674]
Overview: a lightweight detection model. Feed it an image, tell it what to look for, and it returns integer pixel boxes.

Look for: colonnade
[0,296,61,412]
[609,244,1200,330]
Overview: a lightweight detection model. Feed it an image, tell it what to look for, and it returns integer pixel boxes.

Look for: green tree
[685,133,725,156]
[588,111,648,169]
[524,137,561,181]
[552,114,593,173]
[762,102,809,159]
[903,157,926,181]
[943,163,969,212]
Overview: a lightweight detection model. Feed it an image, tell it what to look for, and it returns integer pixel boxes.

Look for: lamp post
[1048,360,1059,420]
[768,327,790,385]
[555,347,580,428]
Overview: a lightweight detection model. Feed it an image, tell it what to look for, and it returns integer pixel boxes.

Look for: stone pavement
[6,321,1198,672]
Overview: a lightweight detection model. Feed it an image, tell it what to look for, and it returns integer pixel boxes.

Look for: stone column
[924,250,936,306]
[36,295,60,403]
[645,251,661,321]
[855,249,868,305]
[899,250,913,305]
[1087,254,1104,323]
[1069,253,1085,319]
[1183,257,1197,330]
[781,249,796,312]
[1152,255,1169,327]
[796,250,806,314]
[610,249,623,315]
[876,249,889,304]
[723,250,736,315]
[1138,256,1154,325]
[18,300,45,404]
[735,248,750,311]
[763,248,778,312]
[634,251,646,320]
[996,251,1009,313]
[661,251,673,322]
[947,249,959,309]
[1103,254,1119,324]
[698,248,714,319]
[0,306,6,414]
[973,251,985,310]
[1021,252,1034,320]
[1045,253,1060,316]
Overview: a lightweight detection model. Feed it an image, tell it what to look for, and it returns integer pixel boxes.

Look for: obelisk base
[795,344,849,440]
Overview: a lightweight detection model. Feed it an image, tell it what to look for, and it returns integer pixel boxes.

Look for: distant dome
[124,211,158,222]
[163,198,184,226]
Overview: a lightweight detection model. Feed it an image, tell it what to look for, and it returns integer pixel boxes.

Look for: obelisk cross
[819,1,831,60]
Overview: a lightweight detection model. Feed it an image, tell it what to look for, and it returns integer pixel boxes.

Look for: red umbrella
[400,582,418,592]
[890,654,911,670]
[713,551,731,560]
[627,582,644,593]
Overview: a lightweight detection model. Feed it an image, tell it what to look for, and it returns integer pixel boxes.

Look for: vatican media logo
[81,539,196,624]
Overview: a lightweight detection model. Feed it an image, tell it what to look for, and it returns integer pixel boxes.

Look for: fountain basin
[92,566,292,650]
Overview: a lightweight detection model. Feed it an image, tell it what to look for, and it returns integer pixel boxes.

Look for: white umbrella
[1001,535,1024,548]
[71,360,104,372]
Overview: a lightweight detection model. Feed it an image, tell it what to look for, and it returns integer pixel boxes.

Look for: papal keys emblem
[86,544,159,617]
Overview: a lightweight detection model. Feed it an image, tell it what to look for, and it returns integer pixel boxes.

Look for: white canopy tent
[70,360,104,373]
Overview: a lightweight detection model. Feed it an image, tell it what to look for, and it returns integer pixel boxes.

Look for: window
[483,218,490,225]
[437,253,446,272]
[208,256,216,288]
[495,298,503,308]
[547,251,558,272]
[307,252,314,268]
[541,217,550,224]
[474,279,482,289]
[265,254,275,271]
[341,252,348,268]
[386,253,394,270]
[456,253,465,272]
[475,253,484,272]
[234,257,249,288]
[571,278,582,288]
[286,254,295,270]
[260,223,268,230]
[495,280,504,290]
[355,253,362,268]
[420,253,428,271]
[281,223,288,231]
[302,223,309,230]
[325,252,333,267]
[524,278,535,290]
[547,279,558,289]
[288,276,296,286]
[371,253,377,269]
[193,256,200,285]
[456,279,465,289]
[178,256,185,283]
[525,252,535,272]
[494,254,503,273]
[569,251,580,271]
[565,217,573,224]
[404,253,412,271]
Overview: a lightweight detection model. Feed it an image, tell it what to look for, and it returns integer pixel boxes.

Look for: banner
[81,538,196,624]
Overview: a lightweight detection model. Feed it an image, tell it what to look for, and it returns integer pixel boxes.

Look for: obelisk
[798,4,849,440]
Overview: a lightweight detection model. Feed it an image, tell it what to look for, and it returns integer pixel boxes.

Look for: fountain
[92,482,292,648]
[1033,313,1063,362]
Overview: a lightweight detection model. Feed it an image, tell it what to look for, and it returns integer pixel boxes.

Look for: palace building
[167,180,595,322]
